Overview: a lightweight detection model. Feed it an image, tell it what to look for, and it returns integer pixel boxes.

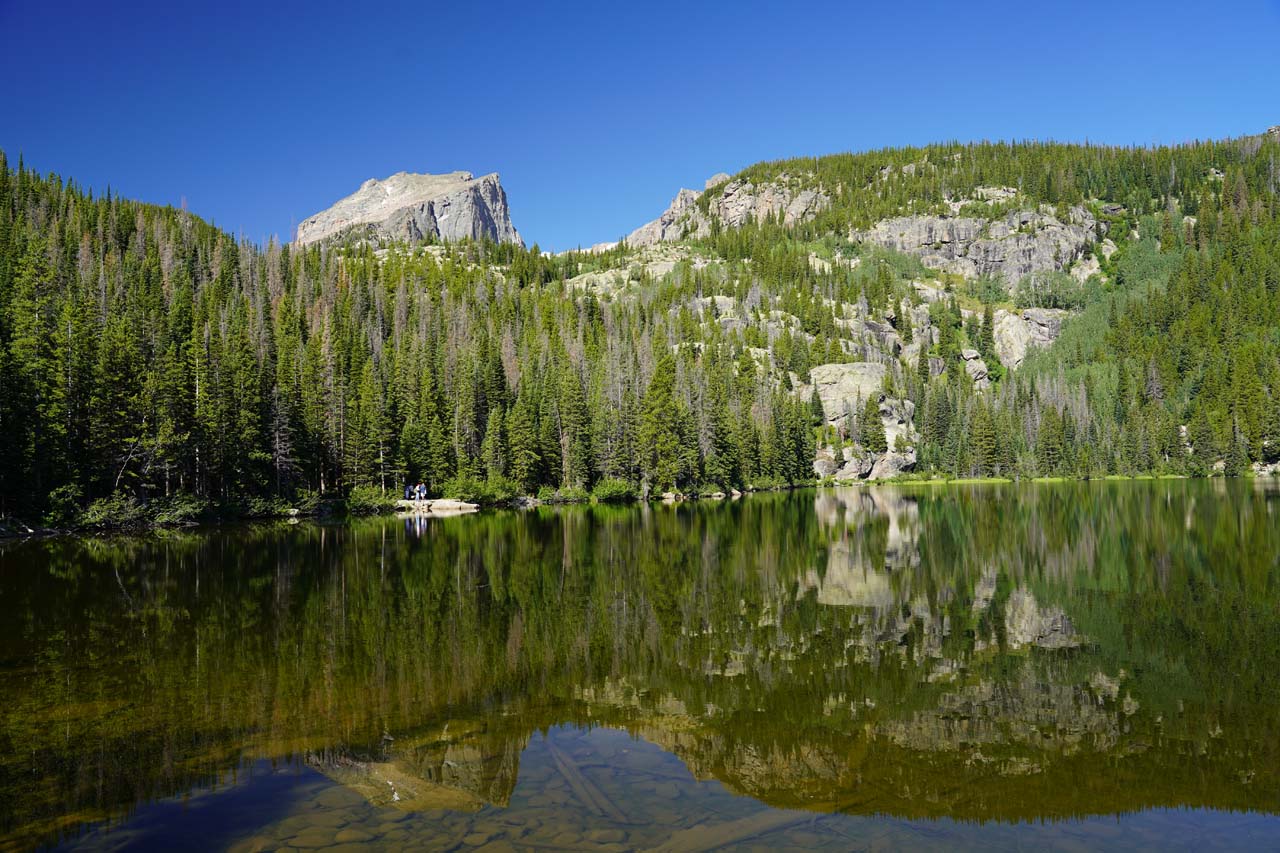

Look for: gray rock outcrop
[961,348,990,389]
[812,446,842,478]
[880,396,917,449]
[822,446,916,481]
[992,308,1069,369]
[856,206,1098,285]
[713,177,828,230]
[801,362,886,426]
[626,188,701,245]
[626,173,830,247]
[868,449,917,480]
[833,451,874,481]
[296,171,522,246]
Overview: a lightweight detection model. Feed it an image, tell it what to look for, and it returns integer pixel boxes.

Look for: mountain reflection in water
[2,480,1279,850]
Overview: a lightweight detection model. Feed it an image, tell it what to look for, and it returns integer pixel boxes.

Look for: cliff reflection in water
[2,480,1279,848]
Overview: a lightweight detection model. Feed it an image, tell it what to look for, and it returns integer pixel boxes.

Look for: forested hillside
[1,130,1279,522]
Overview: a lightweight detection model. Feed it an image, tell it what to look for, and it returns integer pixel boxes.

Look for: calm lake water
[2,481,1280,852]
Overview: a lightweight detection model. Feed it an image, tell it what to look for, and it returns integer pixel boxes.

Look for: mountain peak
[297,170,521,246]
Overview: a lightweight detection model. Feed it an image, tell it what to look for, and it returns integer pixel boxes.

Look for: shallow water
[3,481,1279,851]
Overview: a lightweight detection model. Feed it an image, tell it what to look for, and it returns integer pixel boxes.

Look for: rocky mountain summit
[296,171,522,246]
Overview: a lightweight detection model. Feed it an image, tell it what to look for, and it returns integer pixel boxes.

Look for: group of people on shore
[403,482,428,500]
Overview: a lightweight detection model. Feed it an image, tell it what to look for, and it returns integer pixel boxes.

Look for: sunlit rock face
[296,171,522,246]
[801,363,886,425]
[855,206,1099,285]
[624,174,830,247]
[993,307,1070,368]
[626,188,702,245]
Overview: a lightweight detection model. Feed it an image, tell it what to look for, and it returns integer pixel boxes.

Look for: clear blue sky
[3,0,1279,251]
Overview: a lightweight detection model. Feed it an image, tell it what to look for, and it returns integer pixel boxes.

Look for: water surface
[2,481,1279,851]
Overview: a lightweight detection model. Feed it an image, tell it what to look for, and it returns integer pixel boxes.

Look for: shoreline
[4,472,1275,542]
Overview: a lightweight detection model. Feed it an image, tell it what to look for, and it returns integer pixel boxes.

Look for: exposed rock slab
[627,188,701,245]
[961,348,991,389]
[993,308,1070,369]
[297,171,521,246]
[626,174,830,247]
[800,362,886,425]
[868,449,917,480]
[856,207,1097,285]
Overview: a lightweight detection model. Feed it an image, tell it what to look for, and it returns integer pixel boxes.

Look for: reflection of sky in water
[57,727,1280,852]
[6,480,1280,850]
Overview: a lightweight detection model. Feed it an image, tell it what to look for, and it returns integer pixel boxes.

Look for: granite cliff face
[993,307,1070,369]
[626,188,701,245]
[856,205,1100,285]
[296,171,522,246]
[625,173,830,247]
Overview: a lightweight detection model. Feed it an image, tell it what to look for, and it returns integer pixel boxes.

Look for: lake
[2,481,1279,851]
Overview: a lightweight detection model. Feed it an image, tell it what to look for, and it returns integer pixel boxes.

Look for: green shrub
[79,493,148,528]
[540,486,589,504]
[292,490,322,515]
[443,474,483,503]
[965,275,1007,305]
[241,496,286,518]
[591,478,636,503]
[482,475,521,503]
[152,494,211,525]
[347,485,397,515]
[535,485,591,504]
[43,484,83,526]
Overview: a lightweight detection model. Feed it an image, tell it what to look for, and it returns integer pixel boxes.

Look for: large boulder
[868,449,917,480]
[880,397,917,449]
[297,171,522,246]
[1070,253,1102,282]
[833,452,874,481]
[961,348,990,389]
[813,445,842,477]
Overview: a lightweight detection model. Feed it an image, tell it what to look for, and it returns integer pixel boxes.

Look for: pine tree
[481,405,507,480]
[507,391,540,492]
[970,401,998,476]
[639,355,687,491]
[861,394,887,454]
